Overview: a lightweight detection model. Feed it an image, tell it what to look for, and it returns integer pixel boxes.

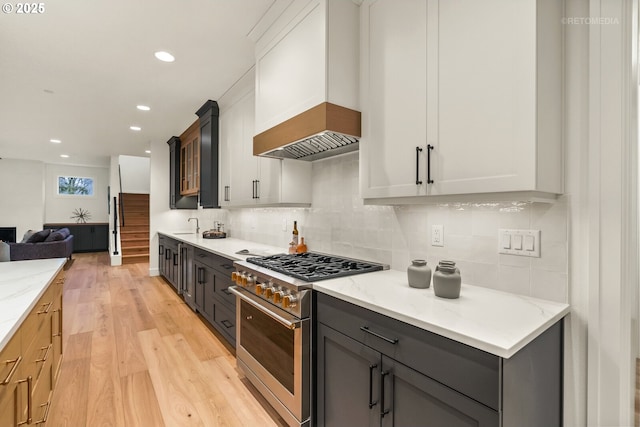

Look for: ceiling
[0,0,275,167]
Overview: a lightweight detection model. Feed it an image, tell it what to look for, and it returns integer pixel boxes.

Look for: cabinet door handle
[360,326,398,344]
[221,287,232,295]
[53,308,62,338]
[224,185,230,201]
[427,144,434,184]
[197,267,204,284]
[17,376,32,425]
[415,146,423,185]
[165,250,171,260]
[380,371,390,418]
[173,253,178,266]
[221,319,233,329]
[368,364,378,408]
[1,356,22,385]
[159,244,164,255]
[255,180,260,199]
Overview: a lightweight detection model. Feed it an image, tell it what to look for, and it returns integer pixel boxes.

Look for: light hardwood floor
[47,252,287,427]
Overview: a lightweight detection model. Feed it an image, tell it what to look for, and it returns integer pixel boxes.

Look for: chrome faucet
[188,217,200,234]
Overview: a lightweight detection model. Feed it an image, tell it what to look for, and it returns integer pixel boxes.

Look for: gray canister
[433,260,461,299]
[407,259,431,288]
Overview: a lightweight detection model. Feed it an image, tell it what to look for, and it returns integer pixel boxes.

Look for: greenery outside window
[57,176,94,196]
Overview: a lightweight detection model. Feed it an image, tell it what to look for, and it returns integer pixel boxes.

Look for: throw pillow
[44,229,67,242]
[26,229,51,243]
[20,230,35,243]
[0,241,9,262]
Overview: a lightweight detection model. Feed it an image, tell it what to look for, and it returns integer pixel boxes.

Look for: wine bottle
[292,221,299,245]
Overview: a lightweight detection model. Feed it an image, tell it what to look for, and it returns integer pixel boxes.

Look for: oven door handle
[228,286,301,330]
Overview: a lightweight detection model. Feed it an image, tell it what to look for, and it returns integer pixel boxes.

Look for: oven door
[229,287,310,427]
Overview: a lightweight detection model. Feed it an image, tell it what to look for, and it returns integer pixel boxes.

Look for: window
[57,176,94,196]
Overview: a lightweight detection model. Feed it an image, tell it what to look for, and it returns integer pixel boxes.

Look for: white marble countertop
[0,258,66,352]
[313,270,570,358]
[158,231,286,260]
[157,231,570,358]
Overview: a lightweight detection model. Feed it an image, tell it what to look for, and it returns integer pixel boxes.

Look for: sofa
[9,228,74,261]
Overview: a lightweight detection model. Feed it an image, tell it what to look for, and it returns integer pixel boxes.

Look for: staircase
[119,193,149,264]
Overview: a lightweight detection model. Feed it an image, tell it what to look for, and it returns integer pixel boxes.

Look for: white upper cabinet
[253,0,360,135]
[218,70,312,208]
[360,0,563,202]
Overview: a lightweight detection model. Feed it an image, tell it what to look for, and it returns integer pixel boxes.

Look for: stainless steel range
[229,252,386,427]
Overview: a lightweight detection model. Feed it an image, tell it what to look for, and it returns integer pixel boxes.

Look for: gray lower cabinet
[181,243,195,309]
[158,235,180,292]
[193,247,236,347]
[315,292,562,427]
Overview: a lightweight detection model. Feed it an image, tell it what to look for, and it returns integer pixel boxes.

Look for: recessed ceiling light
[137,105,151,111]
[145,150,151,154]
[130,126,142,131]
[50,139,61,144]
[43,89,54,94]
[60,154,69,158]
[154,51,175,62]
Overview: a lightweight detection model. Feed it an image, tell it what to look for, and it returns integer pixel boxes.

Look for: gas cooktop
[246,252,386,282]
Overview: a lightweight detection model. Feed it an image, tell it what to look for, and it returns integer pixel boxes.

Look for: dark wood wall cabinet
[166,100,220,209]
[45,223,108,253]
[167,136,198,210]
[196,100,220,209]
[158,235,235,347]
[315,292,562,427]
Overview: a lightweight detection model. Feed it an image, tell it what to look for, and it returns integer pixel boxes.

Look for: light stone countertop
[159,231,570,358]
[0,258,66,352]
[158,231,286,260]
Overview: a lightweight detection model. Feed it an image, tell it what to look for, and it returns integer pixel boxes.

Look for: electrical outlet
[431,225,444,247]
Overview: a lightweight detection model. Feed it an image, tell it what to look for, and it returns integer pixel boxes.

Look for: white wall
[44,164,109,224]
[225,153,569,303]
[119,155,150,194]
[0,159,45,239]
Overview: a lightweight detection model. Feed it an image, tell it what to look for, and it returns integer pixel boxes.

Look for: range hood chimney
[253,102,361,162]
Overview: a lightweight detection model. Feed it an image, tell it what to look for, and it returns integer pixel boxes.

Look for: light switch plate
[431,225,444,247]
[498,229,540,257]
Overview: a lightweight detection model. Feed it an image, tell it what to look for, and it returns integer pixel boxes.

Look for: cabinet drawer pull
[37,301,53,315]
[415,146,423,185]
[36,344,52,363]
[221,319,233,329]
[360,326,398,344]
[16,376,32,425]
[1,356,22,385]
[380,371,390,418]
[427,144,434,184]
[368,364,378,408]
[35,399,51,425]
[221,287,232,296]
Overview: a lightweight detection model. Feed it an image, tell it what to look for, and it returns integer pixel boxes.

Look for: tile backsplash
[212,152,568,303]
